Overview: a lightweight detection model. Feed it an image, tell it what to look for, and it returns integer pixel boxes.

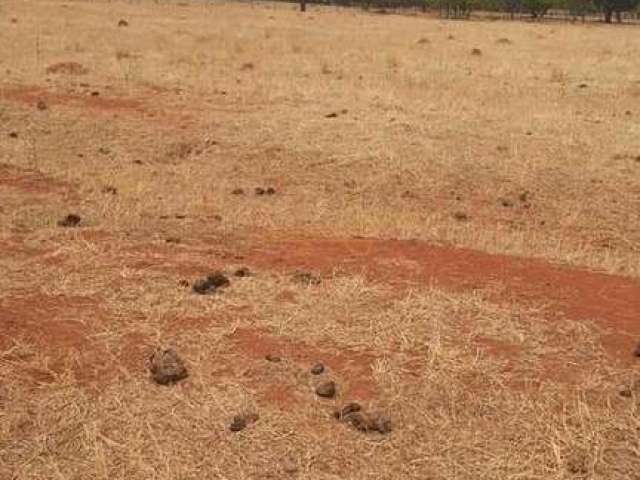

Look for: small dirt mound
[192,272,230,295]
[36,100,47,111]
[496,38,512,44]
[57,214,82,228]
[265,354,281,362]
[634,342,640,357]
[148,348,188,385]
[46,61,88,75]
[118,19,129,27]
[471,48,482,56]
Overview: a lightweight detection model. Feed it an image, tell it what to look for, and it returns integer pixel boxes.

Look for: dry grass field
[1,1,640,478]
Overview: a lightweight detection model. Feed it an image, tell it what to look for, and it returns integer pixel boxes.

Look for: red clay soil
[1,84,144,115]
[0,293,112,387]
[232,327,378,401]
[245,236,640,362]
[0,163,72,195]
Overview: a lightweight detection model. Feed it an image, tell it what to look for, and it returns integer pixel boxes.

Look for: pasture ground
[1,1,639,478]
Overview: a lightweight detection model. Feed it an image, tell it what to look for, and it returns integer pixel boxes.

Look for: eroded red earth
[245,236,640,362]
[0,162,72,195]
[1,84,144,115]
[1,158,638,401]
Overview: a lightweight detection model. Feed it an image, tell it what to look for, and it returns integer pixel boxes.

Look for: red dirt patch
[245,236,640,363]
[260,382,300,409]
[118,330,152,374]
[231,327,378,401]
[1,85,143,115]
[0,235,49,258]
[0,163,72,195]
[0,292,111,387]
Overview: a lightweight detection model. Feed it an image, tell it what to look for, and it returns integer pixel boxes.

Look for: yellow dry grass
[1,0,639,275]
[0,1,639,479]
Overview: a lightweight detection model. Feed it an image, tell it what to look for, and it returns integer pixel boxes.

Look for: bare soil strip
[245,235,640,361]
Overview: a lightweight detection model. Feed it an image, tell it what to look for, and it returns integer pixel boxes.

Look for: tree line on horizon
[296,0,640,23]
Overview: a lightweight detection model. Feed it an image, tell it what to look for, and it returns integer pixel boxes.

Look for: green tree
[522,0,552,17]
[594,0,640,21]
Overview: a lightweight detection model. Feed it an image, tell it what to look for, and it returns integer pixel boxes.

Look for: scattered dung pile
[192,272,230,294]
[292,270,321,286]
[229,412,259,432]
[310,362,325,375]
[234,267,251,277]
[255,187,276,196]
[148,348,188,385]
[141,270,391,435]
[334,403,392,434]
[57,214,82,227]
[315,380,337,398]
